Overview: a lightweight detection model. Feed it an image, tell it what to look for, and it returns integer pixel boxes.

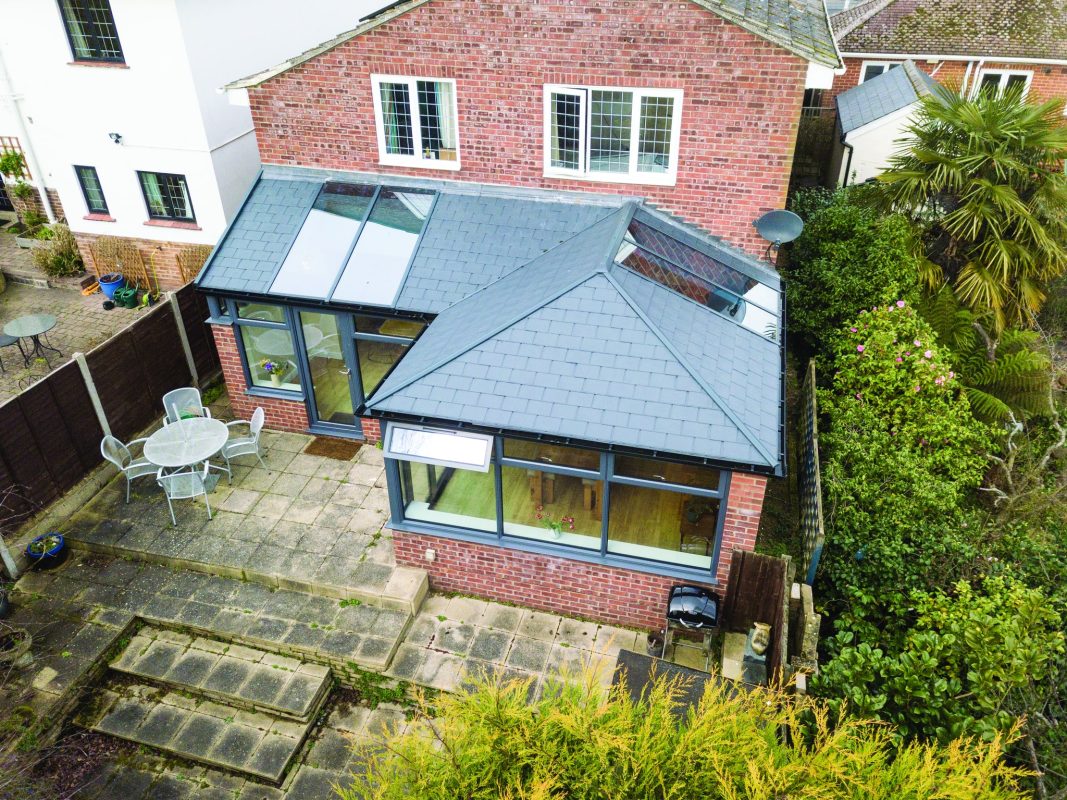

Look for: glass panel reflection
[236,302,285,323]
[269,182,375,299]
[331,188,435,306]
[613,455,719,491]
[607,483,717,569]
[355,315,426,340]
[502,439,600,472]
[239,327,300,391]
[501,465,600,549]
[358,338,409,399]
[301,311,353,425]
[399,460,496,533]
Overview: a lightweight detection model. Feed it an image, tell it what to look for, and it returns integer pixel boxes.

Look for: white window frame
[383,423,494,472]
[542,84,683,187]
[973,69,1032,98]
[370,74,461,171]
[858,60,902,83]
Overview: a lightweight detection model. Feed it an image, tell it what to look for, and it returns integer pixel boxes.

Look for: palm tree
[877,85,1067,331]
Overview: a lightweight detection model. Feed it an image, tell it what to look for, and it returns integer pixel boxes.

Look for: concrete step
[81,683,312,784]
[110,626,331,722]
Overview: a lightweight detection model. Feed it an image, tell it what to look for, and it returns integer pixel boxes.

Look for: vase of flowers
[261,359,282,388]
[535,505,574,539]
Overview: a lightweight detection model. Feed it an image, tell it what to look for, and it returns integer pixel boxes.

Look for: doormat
[304,437,362,461]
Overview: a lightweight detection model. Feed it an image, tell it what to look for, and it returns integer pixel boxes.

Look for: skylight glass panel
[330,188,434,307]
[615,220,781,340]
[269,182,375,299]
[383,423,494,471]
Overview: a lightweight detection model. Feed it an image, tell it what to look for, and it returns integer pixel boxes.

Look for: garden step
[79,683,311,785]
[109,626,331,722]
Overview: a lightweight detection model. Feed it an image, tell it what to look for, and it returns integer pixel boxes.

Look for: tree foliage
[783,187,921,353]
[815,576,1064,745]
[817,304,992,626]
[339,670,1028,800]
[876,87,1067,331]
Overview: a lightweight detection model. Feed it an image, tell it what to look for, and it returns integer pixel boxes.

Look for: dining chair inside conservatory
[221,407,267,474]
[162,387,212,426]
[157,463,213,526]
[100,434,158,503]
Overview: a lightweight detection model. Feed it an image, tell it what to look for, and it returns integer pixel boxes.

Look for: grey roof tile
[835,59,943,133]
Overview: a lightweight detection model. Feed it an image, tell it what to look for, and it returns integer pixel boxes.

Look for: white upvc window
[371,75,460,170]
[859,61,902,83]
[543,85,683,186]
[974,69,1032,98]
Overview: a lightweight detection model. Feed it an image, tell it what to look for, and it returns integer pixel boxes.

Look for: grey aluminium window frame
[386,433,732,582]
[227,299,307,401]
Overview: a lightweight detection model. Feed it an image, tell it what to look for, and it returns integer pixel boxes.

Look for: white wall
[838,104,917,185]
[0,0,387,246]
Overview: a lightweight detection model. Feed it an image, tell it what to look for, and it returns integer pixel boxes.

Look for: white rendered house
[0,0,383,287]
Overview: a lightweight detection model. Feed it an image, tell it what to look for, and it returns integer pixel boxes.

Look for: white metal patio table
[3,314,61,367]
[144,416,229,469]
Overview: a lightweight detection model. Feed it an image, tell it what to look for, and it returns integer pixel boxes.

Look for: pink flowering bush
[818,304,992,626]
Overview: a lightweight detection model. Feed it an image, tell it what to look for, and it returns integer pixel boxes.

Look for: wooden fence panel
[175,284,219,378]
[86,335,156,443]
[721,550,788,679]
[131,303,191,403]
[0,399,58,511]
[16,378,85,493]
[47,361,104,471]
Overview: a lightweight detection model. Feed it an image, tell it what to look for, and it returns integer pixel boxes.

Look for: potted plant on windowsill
[535,506,575,540]
[24,532,68,571]
[261,359,283,388]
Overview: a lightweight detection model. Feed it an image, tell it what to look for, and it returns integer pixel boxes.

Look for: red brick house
[195,0,837,628]
[823,0,1067,113]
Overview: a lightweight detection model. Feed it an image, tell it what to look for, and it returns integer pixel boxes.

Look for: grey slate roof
[831,0,1067,61]
[196,177,319,294]
[836,59,942,133]
[365,207,782,470]
[196,168,625,311]
[226,0,838,90]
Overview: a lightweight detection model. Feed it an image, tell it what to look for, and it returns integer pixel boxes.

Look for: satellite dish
[753,209,804,247]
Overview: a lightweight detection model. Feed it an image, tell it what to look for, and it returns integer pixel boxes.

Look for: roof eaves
[224,0,433,90]
[604,269,780,468]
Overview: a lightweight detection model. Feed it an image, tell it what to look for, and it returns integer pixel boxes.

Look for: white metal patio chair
[221,407,267,474]
[100,434,158,503]
[162,387,212,426]
[156,463,213,526]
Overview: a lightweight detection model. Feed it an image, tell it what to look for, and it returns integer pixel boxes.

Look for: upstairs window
[59,0,124,63]
[859,61,900,83]
[544,85,682,185]
[371,76,459,169]
[74,165,108,215]
[975,70,1031,98]
[138,171,195,222]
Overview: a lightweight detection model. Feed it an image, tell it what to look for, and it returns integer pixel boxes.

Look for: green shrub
[817,304,992,626]
[815,575,1064,744]
[783,189,921,354]
[31,224,83,278]
[339,670,1028,800]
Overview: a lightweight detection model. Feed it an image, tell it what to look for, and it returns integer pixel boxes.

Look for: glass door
[299,310,361,436]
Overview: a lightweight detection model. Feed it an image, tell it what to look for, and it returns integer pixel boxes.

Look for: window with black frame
[74,166,108,215]
[138,171,195,222]
[59,0,124,63]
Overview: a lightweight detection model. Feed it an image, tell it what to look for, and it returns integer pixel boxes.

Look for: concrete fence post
[73,351,111,438]
[168,291,199,386]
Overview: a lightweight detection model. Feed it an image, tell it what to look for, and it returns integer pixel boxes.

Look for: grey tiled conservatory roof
[836,59,942,133]
[365,206,783,471]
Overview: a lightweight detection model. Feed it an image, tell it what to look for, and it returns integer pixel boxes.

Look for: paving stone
[246,615,293,644]
[168,652,217,687]
[172,714,226,757]
[402,614,439,647]
[270,472,310,497]
[95,698,152,736]
[203,658,253,696]
[283,767,338,800]
[178,600,223,627]
[241,667,289,706]
[355,636,394,667]
[137,704,189,747]
[444,596,489,624]
[210,725,264,770]
[307,729,353,771]
[437,623,476,655]
[517,610,562,641]
[132,640,185,679]
[469,628,513,662]
[506,637,552,673]
[248,733,300,780]
[322,629,362,658]
[282,499,321,524]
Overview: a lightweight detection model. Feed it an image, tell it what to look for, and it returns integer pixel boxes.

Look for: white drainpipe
[0,47,56,223]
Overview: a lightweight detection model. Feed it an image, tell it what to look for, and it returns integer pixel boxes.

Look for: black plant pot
[25,533,69,571]
[647,632,665,658]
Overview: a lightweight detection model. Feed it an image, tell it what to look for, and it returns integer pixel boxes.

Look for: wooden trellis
[176,244,213,284]
[89,237,154,292]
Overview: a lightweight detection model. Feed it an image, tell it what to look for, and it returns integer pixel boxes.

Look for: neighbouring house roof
[831,0,1067,61]
[225,0,838,90]
[364,205,784,472]
[836,59,942,133]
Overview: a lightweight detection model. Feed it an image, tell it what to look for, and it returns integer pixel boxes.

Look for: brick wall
[824,58,1067,111]
[392,472,768,629]
[75,232,202,291]
[360,417,382,444]
[248,0,808,257]
[210,325,311,432]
